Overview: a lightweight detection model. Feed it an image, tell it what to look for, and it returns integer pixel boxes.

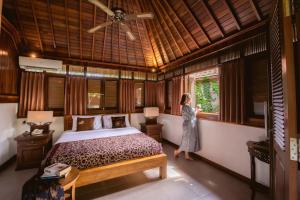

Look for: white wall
[0,107,145,166]
[0,104,18,166]
[158,114,270,186]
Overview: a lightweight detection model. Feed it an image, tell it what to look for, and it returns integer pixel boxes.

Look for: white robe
[179,105,201,152]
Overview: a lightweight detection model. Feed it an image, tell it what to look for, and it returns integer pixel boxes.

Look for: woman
[174,93,200,160]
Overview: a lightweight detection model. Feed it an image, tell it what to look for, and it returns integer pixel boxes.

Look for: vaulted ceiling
[3,0,272,71]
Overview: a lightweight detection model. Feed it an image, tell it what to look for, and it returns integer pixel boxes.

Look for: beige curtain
[64,76,87,115]
[220,59,245,124]
[119,79,135,113]
[18,72,45,117]
[145,81,157,107]
[171,76,183,115]
[156,80,165,112]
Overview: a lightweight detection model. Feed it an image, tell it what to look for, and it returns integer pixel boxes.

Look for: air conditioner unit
[19,56,63,71]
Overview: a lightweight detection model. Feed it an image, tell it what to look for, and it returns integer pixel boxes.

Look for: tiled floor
[0,143,270,200]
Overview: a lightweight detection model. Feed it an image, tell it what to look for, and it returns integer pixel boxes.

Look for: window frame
[86,77,119,114]
[134,80,145,112]
[164,79,172,114]
[193,72,220,121]
[45,73,66,116]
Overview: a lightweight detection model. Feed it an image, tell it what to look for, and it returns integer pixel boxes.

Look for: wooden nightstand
[15,130,54,170]
[140,123,163,142]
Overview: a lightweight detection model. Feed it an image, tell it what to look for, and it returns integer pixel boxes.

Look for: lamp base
[145,117,157,125]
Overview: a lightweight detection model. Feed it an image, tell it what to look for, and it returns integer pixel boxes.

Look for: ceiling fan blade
[88,0,114,16]
[88,21,113,33]
[125,13,154,21]
[120,23,136,41]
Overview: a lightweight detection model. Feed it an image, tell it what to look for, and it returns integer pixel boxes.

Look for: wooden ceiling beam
[46,0,56,48]
[136,0,160,67]
[180,0,211,44]
[221,0,241,30]
[160,19,267,69]
[145,0,176,61]
[249,0,262,21]
[141,0,170,63]
[91,5,96,60]
[197,0,225,38]
[79,0,82,60]
[14,0,27,46]
[124,0,137,65]
[130,0,148,67]
[0,0,3,31]
[64,0,70,57]
[121,0,129,64]
[102,0,111,62]
[43,55,153,72]
[155,0,191,54]
[30,0,43,52]
[162,0,200,49]
[118,0,121,64]
[151,0,184,57]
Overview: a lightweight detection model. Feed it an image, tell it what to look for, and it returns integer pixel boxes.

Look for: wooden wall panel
[0,29,19,102]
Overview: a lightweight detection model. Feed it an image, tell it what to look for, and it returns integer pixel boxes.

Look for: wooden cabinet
[140,123,163,142]
[15,131,54,170]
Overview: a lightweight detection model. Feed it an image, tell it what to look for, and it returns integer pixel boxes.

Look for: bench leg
[159,165,167,179]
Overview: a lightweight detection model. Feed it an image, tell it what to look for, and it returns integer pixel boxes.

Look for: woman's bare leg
[185,152,194,160]
[174,149,181,158]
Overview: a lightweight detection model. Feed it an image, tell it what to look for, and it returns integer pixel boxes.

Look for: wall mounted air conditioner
[19,56,63,71]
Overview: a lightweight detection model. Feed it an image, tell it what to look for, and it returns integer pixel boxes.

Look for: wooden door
[269,0,299,200]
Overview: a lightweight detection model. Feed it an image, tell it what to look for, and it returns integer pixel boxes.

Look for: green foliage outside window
[195,77,220,113]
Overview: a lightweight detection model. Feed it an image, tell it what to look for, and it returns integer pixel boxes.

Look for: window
[189,68,220,115]
[166,80,172,109]
[87,67,119,78]
[69,65,84,76]
[87,79,102,109]
[134,72,146,80]
[87,79,118,111]
[47,77,65,110]
[134,82,144,107]
[104,81,117,108]
[244,55,268,127]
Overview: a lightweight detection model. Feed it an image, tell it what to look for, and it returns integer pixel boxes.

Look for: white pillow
[72,115,102,131]
[102,114,130,129]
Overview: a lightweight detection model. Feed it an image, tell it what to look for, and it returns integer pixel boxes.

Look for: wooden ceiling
[3,0,272,70]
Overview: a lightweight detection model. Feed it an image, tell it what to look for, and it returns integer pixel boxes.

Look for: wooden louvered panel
[104,80,117,108]
[48,77,65,109]
[269,1,285,151]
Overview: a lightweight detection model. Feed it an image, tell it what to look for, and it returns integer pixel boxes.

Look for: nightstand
[15,130,54,170]
[140,123,163,142]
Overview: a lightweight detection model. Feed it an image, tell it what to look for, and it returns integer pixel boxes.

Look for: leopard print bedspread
[46,133,162,169]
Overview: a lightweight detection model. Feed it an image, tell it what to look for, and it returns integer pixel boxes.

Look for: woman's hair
[180,93,191,105]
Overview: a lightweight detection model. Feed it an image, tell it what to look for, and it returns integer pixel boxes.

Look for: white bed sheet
[55,127,141,144]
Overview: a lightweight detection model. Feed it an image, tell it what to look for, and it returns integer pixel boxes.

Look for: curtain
[18,72,45,117]
[119,79,135,113]
[220,59,245,124]
[171,76,183,115]
[64,76,87,115]
[145,81,157,107]
[156,81,165,112]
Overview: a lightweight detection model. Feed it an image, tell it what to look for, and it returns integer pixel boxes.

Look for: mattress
[45,127,162,169]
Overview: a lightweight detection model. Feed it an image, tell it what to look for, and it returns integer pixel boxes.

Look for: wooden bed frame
[64,115,167,188]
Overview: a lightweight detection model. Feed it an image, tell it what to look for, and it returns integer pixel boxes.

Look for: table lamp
[144,107,159,125]
[27,111,54,133]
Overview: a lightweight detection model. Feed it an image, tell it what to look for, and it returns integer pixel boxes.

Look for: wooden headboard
[64,114,132,131]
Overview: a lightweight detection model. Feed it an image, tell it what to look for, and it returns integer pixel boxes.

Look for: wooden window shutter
[48,77,65,109]
[104,80,117,108]
[87,79,101,109]
[270,3,285,151]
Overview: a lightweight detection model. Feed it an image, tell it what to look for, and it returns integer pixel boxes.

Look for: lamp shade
[143,107,159,118]
[27,111,54,124]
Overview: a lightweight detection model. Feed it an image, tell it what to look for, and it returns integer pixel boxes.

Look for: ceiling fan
[87,0,154,41]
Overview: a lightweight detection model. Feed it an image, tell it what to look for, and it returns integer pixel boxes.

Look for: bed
[44,115,167,188]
